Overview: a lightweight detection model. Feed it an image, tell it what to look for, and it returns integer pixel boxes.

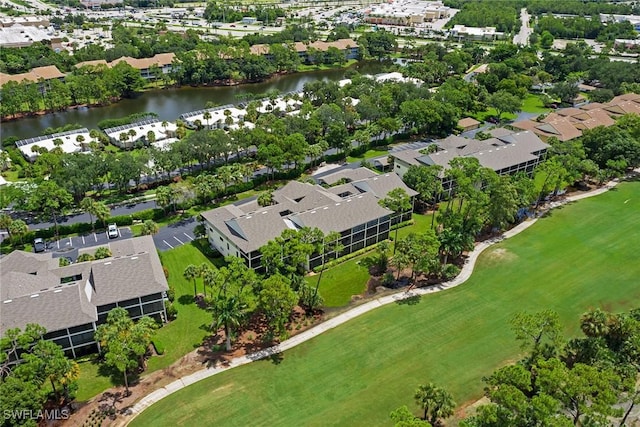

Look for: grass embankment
[131,181,640,427]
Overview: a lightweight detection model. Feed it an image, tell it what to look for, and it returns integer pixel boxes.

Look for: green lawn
[313,254,370,307]
[75,358,114,402]
[472,108,517,122]
[75,243,215,399]
[521,94,550,114]
[346,148,390,163]
[131,181,640,427]
[315,213,435,307]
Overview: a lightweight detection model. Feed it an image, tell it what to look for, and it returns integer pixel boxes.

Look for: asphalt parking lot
[47,227,133,261]
[152,217,197,251]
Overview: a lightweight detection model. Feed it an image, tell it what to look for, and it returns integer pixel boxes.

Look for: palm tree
[9,219,28,245]
[312,231,343,308]
[580,308,611,338]
[257,190,274,207]
[80,197,96,232]
[203,111,212,129]
[93,202,111,229]
[140,220,159,235]
[76,135,85,147]
[183,264,199,298]
[212,295,244,352]
[414,383,455,425]
[199,263,212,299]
[379,188,412,254]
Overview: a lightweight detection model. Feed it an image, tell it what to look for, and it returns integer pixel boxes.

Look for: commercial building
[0,236,169,358]
[449,25,504,41]
[0,25,61,48]
[363,0,451,26]
[201,170,417,271]
[15,128,93,161]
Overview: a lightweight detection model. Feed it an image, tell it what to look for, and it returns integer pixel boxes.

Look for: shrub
[109,215,133,226]
[163,266,170,279]
[77,253,95,263]
[382,272,395,286]
[165,303,178,320]
[94,247,112,259]
[312,242,386,273]
[166,286,175,302]
[59,257,71,267]
[442,264,461,280]
[152,339,165,355]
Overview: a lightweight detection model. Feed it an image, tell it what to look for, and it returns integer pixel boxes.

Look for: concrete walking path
[117,179,623,426]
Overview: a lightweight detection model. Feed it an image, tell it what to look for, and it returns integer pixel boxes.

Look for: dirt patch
[485,248,517,262]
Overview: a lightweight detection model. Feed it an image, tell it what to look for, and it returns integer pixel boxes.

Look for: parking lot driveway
[48,227,134,261]
[152,217,197,251]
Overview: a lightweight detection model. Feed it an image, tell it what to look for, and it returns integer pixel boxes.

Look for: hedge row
[312,241,388,273]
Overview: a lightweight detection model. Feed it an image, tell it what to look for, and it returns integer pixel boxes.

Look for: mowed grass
[131,181,640,427]
[313,254,370,307]
[146,244,215,372]
[521,94,550,114]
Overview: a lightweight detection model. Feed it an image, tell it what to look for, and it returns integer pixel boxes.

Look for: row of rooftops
[513,93,640,142]
[1,38,359,86]
[0,53,176,86]
[201,172,417,254]
[14,120,178,160]
[392,129,549,174]
[0,236,168,334]
[248,38,359,56]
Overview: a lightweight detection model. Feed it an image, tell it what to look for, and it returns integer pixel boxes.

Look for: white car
[107,224,119,239]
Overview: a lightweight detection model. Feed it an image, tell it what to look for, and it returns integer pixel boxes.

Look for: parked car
[108,224,119,239]
[33,238,45,253]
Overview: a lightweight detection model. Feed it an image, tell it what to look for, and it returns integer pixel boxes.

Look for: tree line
[534,15,637,41]
[388,307,640,426]
[444,0,522,33]
[1,307,159,425]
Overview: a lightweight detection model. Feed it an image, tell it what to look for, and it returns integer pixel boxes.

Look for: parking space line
[173,236,184,245]
[68,238,72,247]
[82,235,85,244]
[57,240,60,249]
[94,233,98,242]
[163,240,174,249]
[183,233,194,241]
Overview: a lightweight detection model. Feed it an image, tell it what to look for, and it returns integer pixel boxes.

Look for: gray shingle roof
[293,193,391,233]
[0,236,168,335]
[394,130,549,174]
[202,170,415,254]
[316,167,378,185]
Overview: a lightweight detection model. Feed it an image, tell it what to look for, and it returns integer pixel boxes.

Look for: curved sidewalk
[118,180,620,426]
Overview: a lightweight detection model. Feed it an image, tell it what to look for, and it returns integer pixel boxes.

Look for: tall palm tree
[203,111,212,129]
[199,263,212,299]
[212,295,243,352]
[80,197,96,232]
[183,264,199,298]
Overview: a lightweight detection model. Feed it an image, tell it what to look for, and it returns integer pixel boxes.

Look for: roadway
[513,8,533,46]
